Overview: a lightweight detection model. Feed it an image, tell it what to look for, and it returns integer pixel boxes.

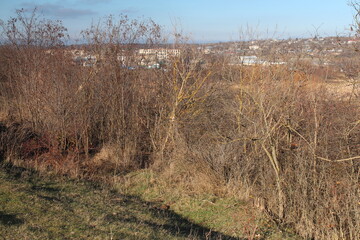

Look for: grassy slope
[0,165,299,240]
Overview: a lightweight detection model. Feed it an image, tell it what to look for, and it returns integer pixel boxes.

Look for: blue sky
[0,0,355,42]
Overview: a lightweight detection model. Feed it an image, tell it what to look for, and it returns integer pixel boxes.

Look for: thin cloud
[121,7,139,14]
[21,3,97,18]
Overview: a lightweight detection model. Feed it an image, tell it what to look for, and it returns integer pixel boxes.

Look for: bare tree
[0,8,68,47]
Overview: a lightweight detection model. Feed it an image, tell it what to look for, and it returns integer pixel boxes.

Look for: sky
[0,0,356,43]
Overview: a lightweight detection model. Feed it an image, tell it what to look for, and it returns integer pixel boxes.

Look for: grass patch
[115,169,301,239]
[0,165,241,239]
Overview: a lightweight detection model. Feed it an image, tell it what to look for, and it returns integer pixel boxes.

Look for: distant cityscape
[66,36,360,70]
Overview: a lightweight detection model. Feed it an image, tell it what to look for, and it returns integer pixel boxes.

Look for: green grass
[0,165,240,239]
[115,170,301,240]
[0,165,301,239]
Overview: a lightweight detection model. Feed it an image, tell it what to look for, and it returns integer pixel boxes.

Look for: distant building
[249,45,260,50]
[138,48,180,60]
[240,56,259,65]
[237,56,285,66]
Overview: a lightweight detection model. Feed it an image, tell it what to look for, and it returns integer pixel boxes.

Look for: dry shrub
[0,11,164,175]
[159,156,224,196]
[1,40,359,238]
[192,67,360,239]
[83,143,140,177]
[1,8,359,239]
[156,60,360,239]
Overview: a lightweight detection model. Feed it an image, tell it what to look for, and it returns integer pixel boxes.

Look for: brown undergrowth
[1,9,360,239]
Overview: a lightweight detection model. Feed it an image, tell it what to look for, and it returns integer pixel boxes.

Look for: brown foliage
[0,9,359,240]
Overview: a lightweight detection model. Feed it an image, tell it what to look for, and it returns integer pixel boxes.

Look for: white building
[138,48,181,60]
[249,45,260,50]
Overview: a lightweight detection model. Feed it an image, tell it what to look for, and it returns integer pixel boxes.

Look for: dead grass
[323,78,357,96]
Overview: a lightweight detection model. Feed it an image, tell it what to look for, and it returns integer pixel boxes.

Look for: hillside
[0,164,299,239]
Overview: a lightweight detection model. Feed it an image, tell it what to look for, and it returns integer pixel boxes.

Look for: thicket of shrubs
[0,9,359,239]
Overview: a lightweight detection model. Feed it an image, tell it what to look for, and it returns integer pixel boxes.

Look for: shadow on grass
[1,164,244,239]
[106,195,243,240]
[0,211,24,226]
